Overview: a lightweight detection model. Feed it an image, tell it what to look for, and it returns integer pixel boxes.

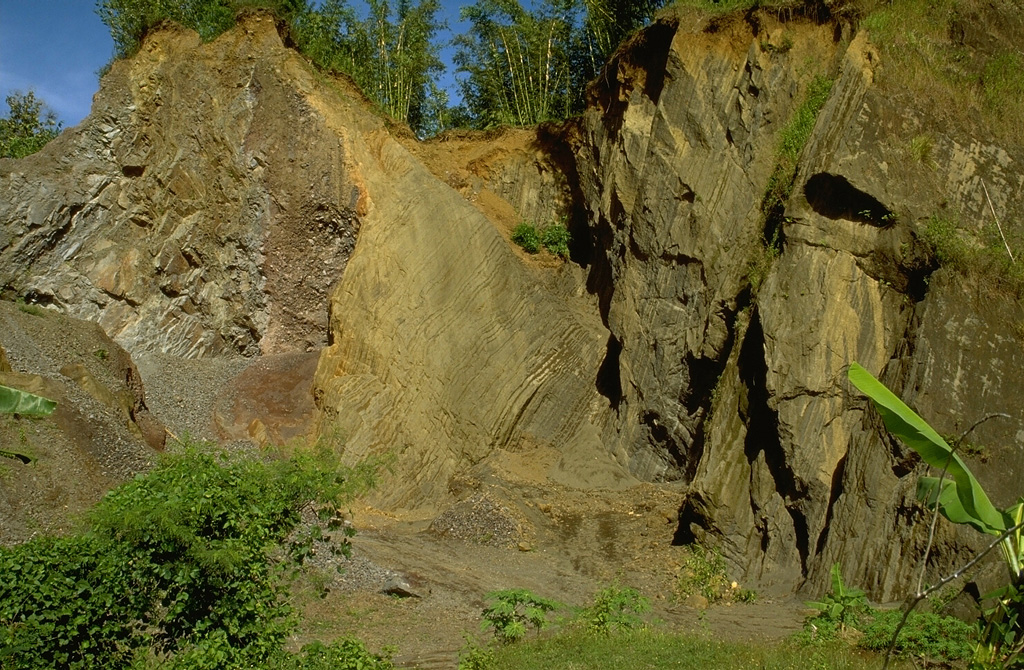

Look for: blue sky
[0,1,113,127]
[0,1,469,128]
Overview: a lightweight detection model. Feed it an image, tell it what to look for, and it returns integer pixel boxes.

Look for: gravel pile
[0,304,154,483]
[135,352,251,441]
[429,492,525,548]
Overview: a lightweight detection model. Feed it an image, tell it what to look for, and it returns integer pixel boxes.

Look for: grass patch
[486,628,909,669]
[671,0,755,13]
[858,609,975,664]
[15,298,47,317]
[748,75,833,292]
[861,0,1024,144]
[921,214,1024,296]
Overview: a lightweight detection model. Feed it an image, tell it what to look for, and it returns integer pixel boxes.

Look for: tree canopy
[93,0,667,135]
[0,91,63,160]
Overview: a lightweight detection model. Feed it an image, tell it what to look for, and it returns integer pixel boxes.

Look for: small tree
[0,91,62,160]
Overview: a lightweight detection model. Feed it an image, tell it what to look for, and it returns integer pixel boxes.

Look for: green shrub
[457,635,496,670]
[0,441,378,669]
[677,544,731,603]
[576,584,651,633]
[275,639,394,670]
[511,222,541,254]
[858,609,975,663]
[540,220,571,259]
[481,589,563,644]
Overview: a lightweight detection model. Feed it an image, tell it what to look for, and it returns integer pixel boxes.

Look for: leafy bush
[0,441,378,669]
[858,609,974,663]
[677,544,731,603]
[512,222,541,254]
[481,589,563,644]
[0,535,151,669]
[457,634,496,670]
[540,220,571,259]
[512,219,572,259]
[275,639,394,669]
[576,584,651,633]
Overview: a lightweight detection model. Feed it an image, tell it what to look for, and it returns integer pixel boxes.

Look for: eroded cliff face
[574,12,1024,597]
[1,9,1021,599]
[0,15,362,357]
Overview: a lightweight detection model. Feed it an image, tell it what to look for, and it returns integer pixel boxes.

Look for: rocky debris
[135,352,250,441]
[0,301,159,543]
[429,492,527,549]
[381,575,430,598]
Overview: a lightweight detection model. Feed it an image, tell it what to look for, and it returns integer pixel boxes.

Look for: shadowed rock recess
[1,9,1022,599]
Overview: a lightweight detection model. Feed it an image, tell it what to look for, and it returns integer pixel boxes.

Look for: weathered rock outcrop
[574,13,1024,597]
[0,15,361,357]
[1,9,1021,600]
[309,100,620,508]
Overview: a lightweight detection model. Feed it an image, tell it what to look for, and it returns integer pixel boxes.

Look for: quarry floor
[137,352,809,668]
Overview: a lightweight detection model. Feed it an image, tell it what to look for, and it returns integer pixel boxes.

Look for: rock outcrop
[0,15,361,357]
[1,9,1022,600]
[577,13,1024,597]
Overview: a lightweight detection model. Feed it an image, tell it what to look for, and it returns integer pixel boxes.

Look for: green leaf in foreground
[847,362,1007,535]
[0,385,56,416]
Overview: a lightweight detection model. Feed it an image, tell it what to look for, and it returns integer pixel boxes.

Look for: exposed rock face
[577,16,1024,597]
[309,104,619,508]
[1,9,1022,600]
[0,15,361,357]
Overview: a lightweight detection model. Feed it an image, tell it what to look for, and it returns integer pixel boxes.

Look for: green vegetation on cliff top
[0,91,62,160]
[90,0,1024,145]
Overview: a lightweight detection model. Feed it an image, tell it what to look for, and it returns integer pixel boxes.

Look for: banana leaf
[0,384,56,416]
[848,362,1008,536]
